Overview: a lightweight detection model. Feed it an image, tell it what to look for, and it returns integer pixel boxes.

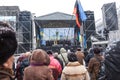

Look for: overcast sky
[0,0,120,21]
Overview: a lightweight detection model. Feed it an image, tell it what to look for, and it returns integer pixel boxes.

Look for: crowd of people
[0,21,120,80]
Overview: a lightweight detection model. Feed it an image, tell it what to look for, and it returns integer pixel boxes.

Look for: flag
[79,34,87,48]
[84,34,87,48]
[73,0,87,27]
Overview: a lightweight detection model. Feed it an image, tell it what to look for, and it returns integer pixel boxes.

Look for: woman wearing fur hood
[23,49,54,80]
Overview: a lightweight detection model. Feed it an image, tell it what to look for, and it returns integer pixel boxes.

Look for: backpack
[95,57,106,80]
[15,57,30,80]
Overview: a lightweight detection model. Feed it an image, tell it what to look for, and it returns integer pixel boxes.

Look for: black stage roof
[34,12,76,28]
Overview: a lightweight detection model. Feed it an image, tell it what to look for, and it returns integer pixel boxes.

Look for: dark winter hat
[67,52,78,62]
[0,22,17,65]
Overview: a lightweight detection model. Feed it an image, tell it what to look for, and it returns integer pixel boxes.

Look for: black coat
[105,41,120,80]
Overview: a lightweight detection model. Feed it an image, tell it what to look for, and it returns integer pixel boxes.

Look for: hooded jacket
[58,48,68,66]
[23,49,54,80]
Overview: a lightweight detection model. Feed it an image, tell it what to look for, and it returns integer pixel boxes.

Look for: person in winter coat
[15,52,31,80]
[58,48,69,67]
[23,49,54,80]
[88,47,103,80]
[85,48,94,67]
[47,50,62,80]
[83,48,89,57]
[54,52,63,70]
[61,52,90,80]
[0,21,18,80]
[105,41,120,80]
[54,52,63,80]
[75,48,85,65]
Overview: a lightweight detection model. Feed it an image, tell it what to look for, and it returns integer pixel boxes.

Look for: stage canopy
[34,12,78,48]
[34,12,76,28]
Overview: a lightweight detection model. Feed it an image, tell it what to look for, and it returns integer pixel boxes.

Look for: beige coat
[61,62,90,80]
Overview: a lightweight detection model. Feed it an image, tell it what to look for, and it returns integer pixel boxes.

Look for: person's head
[77,48,81,51]
[60,48,66,53]
[21,51,31,58]
[31,49,50,65]
[47,50,53,55]
[67,52,78,62]
[53,52,58,57]
[0,21,17,68]
[21,51,32,62]
[88,48,93,53]
[93,47,101,54]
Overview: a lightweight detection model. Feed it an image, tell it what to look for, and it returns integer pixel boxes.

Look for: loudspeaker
[83,11,96,49]
[102,2,118,31]
[18,11,32,53]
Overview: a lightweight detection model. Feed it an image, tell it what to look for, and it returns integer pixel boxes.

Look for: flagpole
[80,22,84,51]
[73,0,87,52]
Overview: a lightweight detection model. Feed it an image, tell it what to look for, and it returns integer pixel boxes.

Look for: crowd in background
[0,21,120,80]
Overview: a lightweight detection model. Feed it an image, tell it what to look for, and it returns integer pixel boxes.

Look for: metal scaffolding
[0,6,35,54]
[17,11,33,53]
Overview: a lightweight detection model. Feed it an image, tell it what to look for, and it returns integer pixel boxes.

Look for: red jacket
[49,55,62,80]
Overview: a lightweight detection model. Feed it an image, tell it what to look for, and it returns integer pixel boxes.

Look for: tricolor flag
[73,0,87,28]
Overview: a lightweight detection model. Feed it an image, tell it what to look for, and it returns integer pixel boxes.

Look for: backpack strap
[94,56,106,80]
[60,53,67,66]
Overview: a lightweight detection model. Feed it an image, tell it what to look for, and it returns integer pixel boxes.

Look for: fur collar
[0,66,14,79]
[67,61,81,66]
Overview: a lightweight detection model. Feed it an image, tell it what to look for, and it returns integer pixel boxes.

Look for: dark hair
[93,47,100,54]
[0,22,17,65]
[67,52,78,62]
[47,50,53,55]
[77,48,81,51]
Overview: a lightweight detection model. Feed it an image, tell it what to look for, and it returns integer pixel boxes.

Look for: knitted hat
[0,22,17,65]
[31,49,50,65]
[60,48,66,53]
